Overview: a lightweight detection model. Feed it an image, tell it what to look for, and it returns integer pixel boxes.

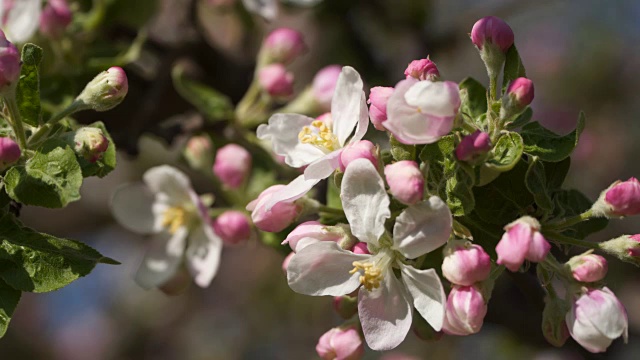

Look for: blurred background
[1,0,640,359]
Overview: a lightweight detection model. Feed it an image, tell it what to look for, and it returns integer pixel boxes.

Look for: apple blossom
[593,178,640,217]
[567,253,608,283]
[213,144,252,189]
[0,136,20,168]
[339,140,378,172]
[258,64,294,98]
[368,86,394,131]
[442,285,487,336]
[0,29,20,93]
[312,65,342,111]
[213,210,251,245]
[404,58,439,81]
[441,240,491,286]
[496,216,551,271]
[384,161,424,205]
[316,325,364,360]
[246,184,303,232]
[455,131,491,162]
[39,0,72,39]
[0,0,41,43]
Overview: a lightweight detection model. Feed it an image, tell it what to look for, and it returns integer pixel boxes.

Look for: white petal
[1,0,40,43]
[111,183,157,234]
[567,304,613,353]
[393,197,452,259]
[348,92,370,144]
[257,114,326,167]
[331,66,365,147]
[341,159,390,245]
[264,174,320,210]
[143,166,193,205]
[186,224,223,288]
[241,0,278,20]
[400,265,446,331]
[578,288,627,340]
[134,227,188,289]
[358,272,412,351]
[404,81,459,117]
[303,150,342,180]
[287,241,368,296]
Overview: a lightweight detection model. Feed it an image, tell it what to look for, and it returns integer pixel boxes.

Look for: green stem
[544,210,594,231]
[318,206,345,216]
[489,74,498,102]
[544,231,598,249]
[28,100,89,147]
[4,94,27,150]
[235,79,262,125]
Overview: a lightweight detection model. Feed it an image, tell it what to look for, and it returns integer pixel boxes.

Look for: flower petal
[134,227,188,289]
[287,241,368,296]
[341,159,390,245]
[331,66,365,147]
[111,183,157,234]
[348,92,370,144]
[576,288,627,341]
[1,0,40,43]
[186,224,223,288]
[393,197,452,259]
[264,174,320,210]
[303,150,342,180]
[143,165,193,205]
[241,0,278,21]
[257,113,326,168]
[404,80,460,117]
[358,272,412,351]
[400,264,446,331]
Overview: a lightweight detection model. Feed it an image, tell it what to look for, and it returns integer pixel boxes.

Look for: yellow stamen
[298,120,339,152]
[350,260,383,291]
[161,207,186,234]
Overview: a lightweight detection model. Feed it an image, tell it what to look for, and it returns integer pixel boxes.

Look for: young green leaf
[446,166,475,216]
[172,64,234,123]
[525,156,554,212]
[485,132,523,172]
[459,77,488,120]
[520,113,585,162]
[4,139,82,208]
[390,135,416,162]
[15,43,43,127]
[0,278,20,338]
[0,213,118,293]
[502,45,526,91]
[505,106,533,129]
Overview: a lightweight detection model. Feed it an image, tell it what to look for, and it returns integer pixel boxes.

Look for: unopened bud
[0,30,20,93]
[471,16,514,52]
[247,185,303,232]
[282,220,344,252]
[312,65,342,111]
[339,140,378,172]
[384,160,424,205]
[261,28,306,65]
[599,234,640,266]
[333,295,358,319]
[404,58,439,81]
[316,325,364,360]
[500,77,534,119]
[593,178,640,218]
[442,285,487,336]
[213,210,251,245]
[496,216,550,271]
[213,144,251,189]
[351,242,370,254]
[567,252,608,283]
[71,127,109,163]
[368,86,394,131]
[455,131,491,163]
[183,135,214,171]
[258,64,294,98]
[541,296,570,347]
[76,67,128,111]
[0,137,20,168]
[39,0,72,39]
[442,240,491,286]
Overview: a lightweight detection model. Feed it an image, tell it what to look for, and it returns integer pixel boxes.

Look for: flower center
[349,250,394,291]
[298,120,339,152]
[161,206,187,234]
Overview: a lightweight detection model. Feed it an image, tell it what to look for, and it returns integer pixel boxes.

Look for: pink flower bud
[183,135,214,170]
[213,144,251,189]
[496,216,550,271]
[599,234,640,266]
[282,221,343,252]
[441,241,491,286]
[470,16,514,52]
[455,131,491,162]
[339,140,378,172]
[72,127,109,163]
[568,253,608,283]
[333,295,358,319]
[630,234,640,257]
[312,65,342,111]
[0,137,20,167]
[352,242,370,255]
[0,30,20,93]
[404,58,439,81]
[505,77,534,108]
[443,285,487,336]
[213,210,251,245]
[368,86,394,131]
[262,28,306,64]
[316,326,364,360]
[39,0,72,39]
[384,160,424,205]
[603,178,640,217]
[77,67,128,111]
[247,185,302,232]
[258,64,294,98]
[566,287,628,353]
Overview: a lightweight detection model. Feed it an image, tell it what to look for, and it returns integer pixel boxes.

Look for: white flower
[0,0,41,43]
[256,66,368,208]
[286,159,452,350]
[111,166,223,289]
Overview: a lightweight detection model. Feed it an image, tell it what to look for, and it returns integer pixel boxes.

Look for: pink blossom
[213,211,251,245]
[496,217,550,271]
[312,65,342,111]
[604,178,640,216]
[368,86,394,131]
[247,185,302,232]
[441,242,491,286]
[471,16,514,52]
[0,136,20,167]
[282,221,343,252]
[506,77,535,107]
[258,64,294,98]
[455,131,491,162]
[316,326,364,360]
[569,253,608,283]
[339,140,378,172]
[385,161,424,205]
[0,29,20,93]
[262,28,306,64]
[404,58,439,81]
[213,144,252,189]
[442,285,487,336]
[39,0,72,39]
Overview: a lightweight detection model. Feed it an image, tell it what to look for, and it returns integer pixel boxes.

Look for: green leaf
[544,157,571,190]
[4,139,82,208]
[525,157,554,212]
[502,45,526,91]
[521,113,585,162]
[76,122,117,178]
[485,132,523,172]
[390,135,415,162]
[0,278,20,338]
[0,213,118,293]
[459,77,488,120]
[446,166,475,216]
[457,212,504,255]
[505,106,533,129]
[552,190,608,239]
[15,43,43,127]
[172,64,234,123]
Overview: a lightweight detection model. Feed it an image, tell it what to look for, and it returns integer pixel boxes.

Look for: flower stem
[4,94,27,150]
[318,206,345,216]
[544,231,598,249]
[544,210,594,231]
